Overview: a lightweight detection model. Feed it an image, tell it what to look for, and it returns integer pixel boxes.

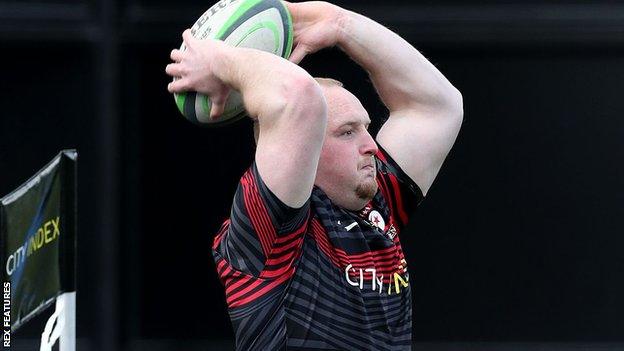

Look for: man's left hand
[284,1,345,64]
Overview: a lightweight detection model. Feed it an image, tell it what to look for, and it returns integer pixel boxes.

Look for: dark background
[1,0,624,350]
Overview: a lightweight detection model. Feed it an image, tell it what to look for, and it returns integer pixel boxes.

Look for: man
[166,1,463,349]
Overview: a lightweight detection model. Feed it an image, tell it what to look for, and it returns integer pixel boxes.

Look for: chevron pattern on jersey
[213,146,424,350]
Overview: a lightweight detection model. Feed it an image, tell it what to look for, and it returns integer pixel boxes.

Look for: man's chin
[355,180,378,201]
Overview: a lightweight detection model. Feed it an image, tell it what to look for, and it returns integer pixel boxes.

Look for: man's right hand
[165,29,232,118]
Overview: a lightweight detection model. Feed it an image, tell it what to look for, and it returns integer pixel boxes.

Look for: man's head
[313,78,378,211]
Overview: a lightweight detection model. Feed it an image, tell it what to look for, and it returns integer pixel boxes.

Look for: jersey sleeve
[375,144,425,230]
[213,162,310,279]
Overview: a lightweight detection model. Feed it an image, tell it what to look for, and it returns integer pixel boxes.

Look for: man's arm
[287,2,463,195]
[166,30,327,207]
[338,10,463,196]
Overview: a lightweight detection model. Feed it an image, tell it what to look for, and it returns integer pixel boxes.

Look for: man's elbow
[286,75,326,110]
[445,86,464,125]
[284,75,327,127]
[252,73,326,127]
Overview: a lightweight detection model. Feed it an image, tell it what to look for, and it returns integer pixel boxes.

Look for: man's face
[315,85,379,210]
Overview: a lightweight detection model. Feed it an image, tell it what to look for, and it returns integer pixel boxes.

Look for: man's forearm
[336,9,462,115]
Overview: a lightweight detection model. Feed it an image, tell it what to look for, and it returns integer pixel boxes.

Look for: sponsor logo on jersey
[344,258,409,295]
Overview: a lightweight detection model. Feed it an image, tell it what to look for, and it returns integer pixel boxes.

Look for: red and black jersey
[213,145,424,350]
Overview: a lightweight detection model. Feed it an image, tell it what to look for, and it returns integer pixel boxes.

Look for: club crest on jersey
[368,210,385,231]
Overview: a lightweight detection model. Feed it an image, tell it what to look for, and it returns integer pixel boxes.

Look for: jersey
[212,145,424,350]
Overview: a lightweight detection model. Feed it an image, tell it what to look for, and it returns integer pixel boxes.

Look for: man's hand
[165,29,231,118]
[284,1,345,64]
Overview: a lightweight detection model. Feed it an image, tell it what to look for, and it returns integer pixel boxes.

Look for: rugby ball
[174,0,293,126]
